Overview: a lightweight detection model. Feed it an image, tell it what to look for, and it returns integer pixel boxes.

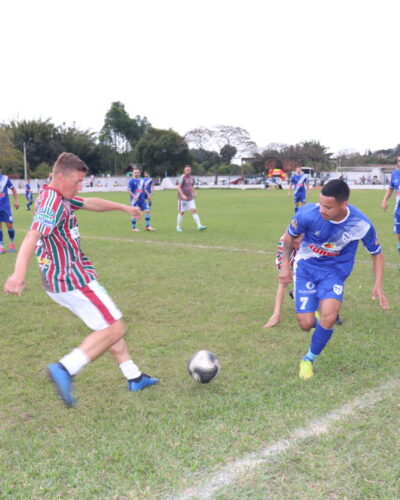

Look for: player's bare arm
[371,252,389,309]
[278,231,295,285]
[12,187,20,209]
[4,229,42,295]
[177,184,187,200]
[82,197,142,219]
[381,188,393,211]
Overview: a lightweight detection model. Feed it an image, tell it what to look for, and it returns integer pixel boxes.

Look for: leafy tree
[0,128,23,175]
[133,128,191,177]
[220,144,237,164]
[58,124,101,173]
[4,119,62,172]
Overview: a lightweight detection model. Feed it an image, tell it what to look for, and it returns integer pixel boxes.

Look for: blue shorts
[131,199,149,212]
[294,194,306,204]
[294,265,344,313]
[0,209,13,223]
[394,206,400,234]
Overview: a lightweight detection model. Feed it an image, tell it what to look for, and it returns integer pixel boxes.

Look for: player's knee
[109,319,126,342]
[297,316,314,331]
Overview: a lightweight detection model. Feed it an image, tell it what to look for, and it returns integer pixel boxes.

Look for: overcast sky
[1,0,399,155]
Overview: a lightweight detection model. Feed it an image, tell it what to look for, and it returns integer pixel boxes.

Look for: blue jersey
[389,169,400,212]
[288,203,381,281]
[0,175,14,212]
[25,183,33,200]
[143,177,153,198]
[128,177,145,202]
[291,173,308,196]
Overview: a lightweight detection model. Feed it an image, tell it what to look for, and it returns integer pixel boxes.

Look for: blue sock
[397,242,400,254]
[145,214,151,227]
[294,207,299,213]
[8,229,15,242]
[131,218,137,229]
[303,324,334,362]
[0,230,3,245]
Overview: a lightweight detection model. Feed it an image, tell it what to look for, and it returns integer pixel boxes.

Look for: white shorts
[178,199,196,212]
[47,280,123,331]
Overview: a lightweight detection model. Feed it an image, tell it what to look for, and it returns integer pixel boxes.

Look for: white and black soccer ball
[188,350,221,383]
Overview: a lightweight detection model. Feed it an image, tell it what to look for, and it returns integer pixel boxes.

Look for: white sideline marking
[82,234,399,268]
[169,378,399,500]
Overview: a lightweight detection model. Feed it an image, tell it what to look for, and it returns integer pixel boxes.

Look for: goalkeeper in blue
[279,179,389,380]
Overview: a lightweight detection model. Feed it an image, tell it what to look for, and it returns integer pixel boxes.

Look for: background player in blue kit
[25,179,34,210]
[0,171,20,254]
[143,171,153,208]
[279,179,389,380]
[288,166,309,213]
[128,167,155,232]
[381,155,400,259]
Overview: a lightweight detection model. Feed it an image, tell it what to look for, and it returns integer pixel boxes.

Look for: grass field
[1,187,399,499]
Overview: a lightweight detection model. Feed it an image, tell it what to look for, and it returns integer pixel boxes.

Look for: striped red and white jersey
[275,235,297,271]
[31,186,97,293]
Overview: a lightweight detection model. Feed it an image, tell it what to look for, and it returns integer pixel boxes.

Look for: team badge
[333,284,343,295]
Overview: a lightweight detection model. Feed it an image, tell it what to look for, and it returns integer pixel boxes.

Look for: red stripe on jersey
[79,284,116,326]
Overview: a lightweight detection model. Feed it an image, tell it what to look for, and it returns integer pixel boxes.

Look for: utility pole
[23,138,32,182]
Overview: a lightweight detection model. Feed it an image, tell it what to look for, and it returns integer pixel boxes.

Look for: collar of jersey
[330,206,350,224]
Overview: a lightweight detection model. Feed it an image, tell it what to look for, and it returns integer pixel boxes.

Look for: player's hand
[278,268,293,286]
[371,287,389,309]
[128,206,142,220]
[14,201,20,209]
[4,275,25,296]
[381,202,388,212]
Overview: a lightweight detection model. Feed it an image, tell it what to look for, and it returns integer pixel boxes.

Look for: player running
[128,167,155,232]
[279,179,388,380]
[288,166,309,213]
[176,165,207,232]
[381,155,400,261]
[0,170,19,254]
[4,153,158,407]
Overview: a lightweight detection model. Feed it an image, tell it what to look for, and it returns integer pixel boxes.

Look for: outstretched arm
[371,252,389,309]
[4,229,41,295]
[82,197,142,219]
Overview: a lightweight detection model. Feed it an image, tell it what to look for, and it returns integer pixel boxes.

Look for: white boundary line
[168,378,399,500]
[82,234,399,268]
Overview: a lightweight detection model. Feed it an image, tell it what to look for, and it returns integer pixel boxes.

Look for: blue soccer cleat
[197,225,208,231]
[47,363,75,407]
[128,373,159,392]
[176,227,183,232]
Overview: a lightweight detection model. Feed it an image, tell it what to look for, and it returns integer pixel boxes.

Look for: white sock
[177,214,183,228]
[59,348,90,376]
[192,213,201,226]
[119,359,141,380]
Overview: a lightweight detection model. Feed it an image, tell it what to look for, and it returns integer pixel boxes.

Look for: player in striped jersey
[4,153,158,407]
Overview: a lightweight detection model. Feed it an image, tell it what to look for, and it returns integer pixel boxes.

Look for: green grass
[1,188,399,499]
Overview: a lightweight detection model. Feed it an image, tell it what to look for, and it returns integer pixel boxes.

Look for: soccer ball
[188,350,221,383]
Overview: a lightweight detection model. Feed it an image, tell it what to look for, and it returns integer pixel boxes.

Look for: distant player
[127,168,155,232]
[4,153,158,407]
[0,170,19,254]
[381,155,400,259]
[143,171,153,208]
[279,179,388,380]
[288,166,309,213]
[176,165,207,232]
[25,179,34,210]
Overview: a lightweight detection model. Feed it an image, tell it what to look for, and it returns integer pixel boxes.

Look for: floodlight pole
[23,138,32,183]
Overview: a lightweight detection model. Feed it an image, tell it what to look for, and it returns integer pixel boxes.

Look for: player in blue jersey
[143,171,153,208]
[279,179,389,380]
[288,166,309,213]
[25,179,34,210]
[0,171,20,254]
[127,167,155,232]
[381,155,400,259]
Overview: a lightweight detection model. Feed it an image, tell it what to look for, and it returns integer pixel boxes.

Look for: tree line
[1,101,399,179]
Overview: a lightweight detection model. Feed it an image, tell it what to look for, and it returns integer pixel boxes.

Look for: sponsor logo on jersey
[309,242,340,257]
[34,206,56,227]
